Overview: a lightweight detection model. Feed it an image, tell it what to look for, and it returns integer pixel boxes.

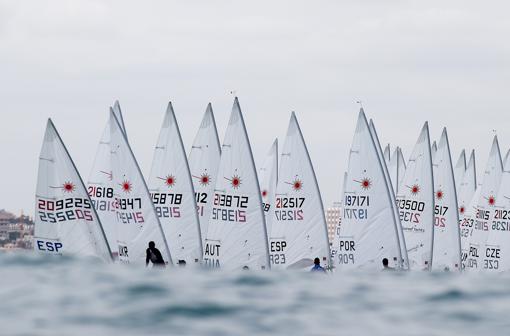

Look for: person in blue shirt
[311,257,326,272]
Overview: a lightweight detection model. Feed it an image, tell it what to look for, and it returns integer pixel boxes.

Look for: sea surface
[1,252,509,336]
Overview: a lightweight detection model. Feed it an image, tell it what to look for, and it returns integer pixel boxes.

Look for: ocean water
[1,253,509,336]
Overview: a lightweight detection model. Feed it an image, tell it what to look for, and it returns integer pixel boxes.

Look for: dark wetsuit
[146,247,165,267]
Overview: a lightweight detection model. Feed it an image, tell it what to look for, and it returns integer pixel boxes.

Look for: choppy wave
[0,252,509,336]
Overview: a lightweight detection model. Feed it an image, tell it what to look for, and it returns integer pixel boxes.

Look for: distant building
[325,202,342,244]
[0,209,34,250]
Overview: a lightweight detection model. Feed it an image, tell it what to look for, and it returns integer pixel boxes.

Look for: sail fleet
[34,98,510,272]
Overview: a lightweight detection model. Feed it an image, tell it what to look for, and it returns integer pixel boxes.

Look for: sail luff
[466,136,503,271]
[240,100,270,269]
[398,147,407,191]
[396,147,401,193]
[87,114,118,250]
[270,112,330,270]
[458,150,477,218]
[454,149,466,192]
[368,118,408,269]
[384,144,391,166]
[444,129,462,270]
[36,119,113,261]
[431,141,438,160]
[188,103,222,244]
[398,122,435,271]
[110,111,173,265]
[484,148,510,272]
[172,105,205,260]
[290,112,331,267]
[148,102,203,264]
[112,101,127,135]
[504,149,510,166]
[259,138,279,233]
[204,97,269,270]
[207,103,222,154]
[50,119,113,261]
[427,124,436,270]
[335,110,404,270]
[431,128,461,271]
[469,150,477,187]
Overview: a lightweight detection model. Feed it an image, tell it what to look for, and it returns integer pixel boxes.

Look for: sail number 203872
[211,193,248,223]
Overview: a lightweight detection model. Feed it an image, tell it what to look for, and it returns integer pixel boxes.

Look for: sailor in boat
[382,258,395,271]
[146,241,166,267]
[310,258,326,272]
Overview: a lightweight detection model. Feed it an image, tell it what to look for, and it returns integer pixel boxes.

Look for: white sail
[87,107,125,252]
[35,119,112,261]
[457,150,477,217]
[387,148,398,192]
[431,128,461,271]
[258,139,278,233]
[504,149,510,166]
[396,147,407,191]
[110,112,172,265]
[188,103,221,245]
[148,103,203,265]
[269,112,330,270]
[397,123,435,271]
[112,100,127,135]
[454,150,466,193]
[369,120,409,269]
[484,151,510,272]
[466,136,503,271]
[335,111,403,270]
[384,144,391,166]
[431,141,438,160]
[388,147,406,194]
[203,98,269,270]
[459,185,480,270]
[457,149,478,271]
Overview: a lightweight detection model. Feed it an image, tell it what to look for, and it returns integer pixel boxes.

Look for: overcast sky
[1,0,509,215]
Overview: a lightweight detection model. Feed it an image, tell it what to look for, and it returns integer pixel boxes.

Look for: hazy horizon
[1,0,510,214]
